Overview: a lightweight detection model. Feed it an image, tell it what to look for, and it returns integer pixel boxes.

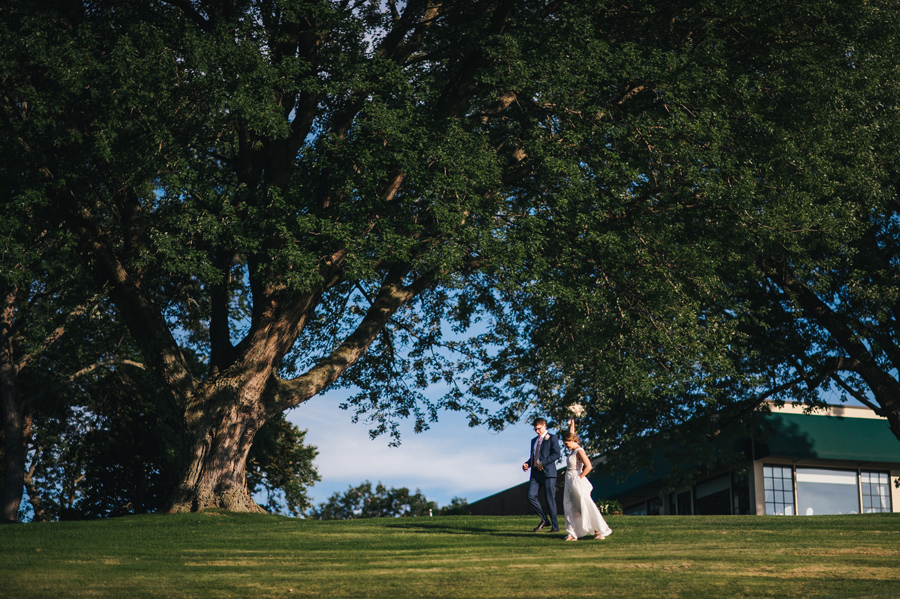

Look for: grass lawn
[2,512,899,598]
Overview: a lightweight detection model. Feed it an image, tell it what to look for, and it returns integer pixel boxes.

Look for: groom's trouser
[527,474,557,525]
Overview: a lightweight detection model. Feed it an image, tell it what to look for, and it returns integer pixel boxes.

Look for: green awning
[756,412,900,463]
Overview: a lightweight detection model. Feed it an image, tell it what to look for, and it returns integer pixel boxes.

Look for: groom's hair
[532,417,547,427]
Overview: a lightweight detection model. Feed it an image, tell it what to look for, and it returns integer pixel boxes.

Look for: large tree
[515,0,900,469]
[4,0,892,513]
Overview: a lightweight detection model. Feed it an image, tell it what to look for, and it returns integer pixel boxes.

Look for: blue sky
[287,388,538,510]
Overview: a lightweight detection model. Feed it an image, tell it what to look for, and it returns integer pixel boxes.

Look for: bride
[562,419,613,541]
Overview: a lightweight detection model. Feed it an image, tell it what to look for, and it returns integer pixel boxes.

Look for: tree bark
[1,290,25,523]
[0,376,25,523]
[167,284,323,513]
[167,376,268,513]
[166,268,429,513]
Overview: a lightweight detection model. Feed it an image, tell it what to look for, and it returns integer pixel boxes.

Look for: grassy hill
[2,512,899,598]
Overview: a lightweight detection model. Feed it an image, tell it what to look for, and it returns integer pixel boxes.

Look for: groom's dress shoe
[550,527,560,533]
[532,523,548,532]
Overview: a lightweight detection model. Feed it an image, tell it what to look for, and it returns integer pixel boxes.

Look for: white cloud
[286,390,537,507]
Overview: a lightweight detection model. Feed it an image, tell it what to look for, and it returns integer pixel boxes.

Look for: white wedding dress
[563,448,612,540]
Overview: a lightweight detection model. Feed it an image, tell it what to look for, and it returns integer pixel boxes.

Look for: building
[467,402,900,516]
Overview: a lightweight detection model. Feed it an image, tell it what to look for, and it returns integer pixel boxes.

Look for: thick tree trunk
[167,376,269,513]
[1,293,25,523]
[0,366,25,523]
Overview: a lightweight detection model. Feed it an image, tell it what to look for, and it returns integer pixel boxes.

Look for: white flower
[567,403,585,417]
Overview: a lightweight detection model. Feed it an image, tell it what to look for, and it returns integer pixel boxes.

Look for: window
[695,475,731,515]
[668,491,693,515]
[796,468,858,515]
[732,470,751,515]
[624,503,647,516]
[861,471,892,513]
[764,466,894,516]
[675,490,692,515]
[764,465,794,515]
[624,497,661,516]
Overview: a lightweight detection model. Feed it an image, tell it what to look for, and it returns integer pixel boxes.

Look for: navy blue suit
[526,433,561,528]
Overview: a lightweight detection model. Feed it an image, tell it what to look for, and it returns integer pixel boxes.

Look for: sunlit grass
[2,512,899,598]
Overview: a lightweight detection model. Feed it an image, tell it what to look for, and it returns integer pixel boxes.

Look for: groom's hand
[522,463,530,472]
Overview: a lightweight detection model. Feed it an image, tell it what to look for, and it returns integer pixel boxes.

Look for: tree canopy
[520,0,900,469]
[3,0,900,515]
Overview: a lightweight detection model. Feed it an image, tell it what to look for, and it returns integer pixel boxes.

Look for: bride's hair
[562,431,579,444]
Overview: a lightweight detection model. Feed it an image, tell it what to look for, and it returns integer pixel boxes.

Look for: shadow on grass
[384,520,556,540]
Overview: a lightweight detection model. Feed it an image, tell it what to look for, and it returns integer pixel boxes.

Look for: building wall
[893,470,900,511]
[752,459,765,514]
[467,479,564,518]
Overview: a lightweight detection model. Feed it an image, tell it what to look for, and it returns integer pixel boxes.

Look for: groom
[522,417,561,532]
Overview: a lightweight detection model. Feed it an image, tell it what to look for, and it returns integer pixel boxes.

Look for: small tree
[439,496,470,516]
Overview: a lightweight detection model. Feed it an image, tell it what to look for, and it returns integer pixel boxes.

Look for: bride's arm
[577,448,592,479]
[568,418,576,435]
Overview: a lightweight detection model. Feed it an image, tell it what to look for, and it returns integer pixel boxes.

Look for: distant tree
[308,481,437,520]
[439,496,470,516]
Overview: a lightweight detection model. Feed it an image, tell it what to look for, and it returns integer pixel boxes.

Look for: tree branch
[23,446,48,522]
[269,266,436,412]
[767,262,900,412]
[377,0,443,64]
[160,0,213,32]
[828,371,885,415]
[22,359,147,410]
[52,186,197,398]
[19,296,99,373]
[767,263,874,368]
[70,358,147,380]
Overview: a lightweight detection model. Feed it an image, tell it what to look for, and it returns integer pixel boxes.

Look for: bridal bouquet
[567,403,585,418]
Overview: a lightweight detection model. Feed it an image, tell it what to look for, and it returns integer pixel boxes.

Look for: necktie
[534,436,542,465]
